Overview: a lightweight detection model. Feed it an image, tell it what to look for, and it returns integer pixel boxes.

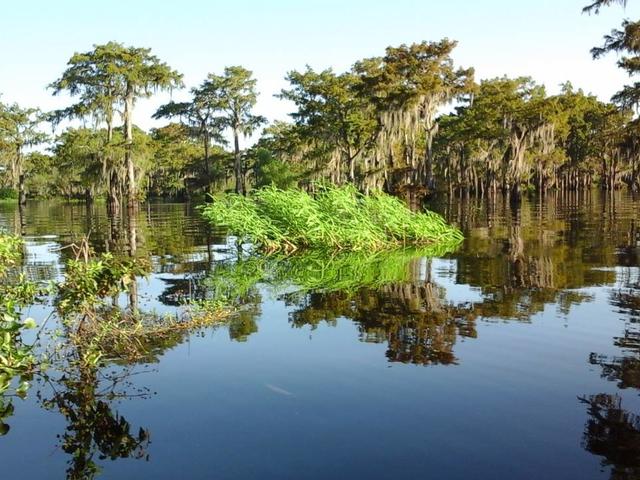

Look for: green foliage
[56,252,149,317]
[1,35,637,199]
[50,41,183,202]
[0,188,17,200]
[279,67,378,183]
[251,147,300,189]
[201,184,463,253]
[0,102,48,203]
[0,235,38,398]
[583,0,626,14]
[432,76,635,192]
[149,123,205,196]
[53,240,231,365]
[207,66,266,194]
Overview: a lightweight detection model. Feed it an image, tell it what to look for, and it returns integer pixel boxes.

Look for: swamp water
[1,191,639,479]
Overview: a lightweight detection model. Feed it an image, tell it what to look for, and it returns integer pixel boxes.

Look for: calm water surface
[1,192,639,479]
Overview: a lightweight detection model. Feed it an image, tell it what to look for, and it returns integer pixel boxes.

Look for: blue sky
[1,0,638,134]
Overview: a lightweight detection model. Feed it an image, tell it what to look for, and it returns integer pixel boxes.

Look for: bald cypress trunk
[16,146,26,206]
[106,119,120,216]
[124,87,136,206]
[203,130,211,178]
[233,127,244,195]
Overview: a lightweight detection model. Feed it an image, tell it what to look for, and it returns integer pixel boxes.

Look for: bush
[0,188,18,201]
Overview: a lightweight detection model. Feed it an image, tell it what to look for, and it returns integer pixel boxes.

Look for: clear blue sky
[1,0,638,133]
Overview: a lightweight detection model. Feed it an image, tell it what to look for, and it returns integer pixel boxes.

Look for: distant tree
[50,128,108,201]
[108,44,182,203]
[0,102,47,204]
[591,19,640,190]
[355,39,475,188]
[154,81,226,181]
[249,147,300,189]
[593,19,640,111]
[49,42,125,208]
[279,68,378,184]
[149,123,213,197]
[51,42,183,205]
[204,67,265,195]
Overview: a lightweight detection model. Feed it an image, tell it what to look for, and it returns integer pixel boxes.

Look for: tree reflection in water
[285,278,477,365]
[41,365,151,480]
[579,394,640,480]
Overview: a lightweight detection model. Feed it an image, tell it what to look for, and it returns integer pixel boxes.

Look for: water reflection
[286,283,477,365]
[580,394,640,480]
[40,365,151,480]
[0,191,639,479]
[590,281,640,390]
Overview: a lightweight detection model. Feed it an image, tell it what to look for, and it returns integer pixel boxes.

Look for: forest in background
[0,0,638,208]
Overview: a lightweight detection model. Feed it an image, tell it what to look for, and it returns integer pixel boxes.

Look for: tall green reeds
[200,185,463,253]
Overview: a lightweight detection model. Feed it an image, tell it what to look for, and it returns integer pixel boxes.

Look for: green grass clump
[201,185,463,253]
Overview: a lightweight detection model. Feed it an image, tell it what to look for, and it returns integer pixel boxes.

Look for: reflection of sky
[22,238,64,281]
[432,258,484,304]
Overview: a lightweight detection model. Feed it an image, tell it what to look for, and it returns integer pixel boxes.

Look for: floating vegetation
[67,306,231,364]
[200,185,463,253]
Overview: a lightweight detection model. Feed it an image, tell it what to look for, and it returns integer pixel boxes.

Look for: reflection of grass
[205,245,456,299]
[201,185,463,253]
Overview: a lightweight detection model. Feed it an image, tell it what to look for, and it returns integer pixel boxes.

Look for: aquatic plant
[55,238,232,365]
[56,250,150,318]
[200,185,463,253]
[67,306,231,364]
[0,235,38,399]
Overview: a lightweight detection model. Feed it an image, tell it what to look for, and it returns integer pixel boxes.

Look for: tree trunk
[106,118,120,214]
[203,129,210,178]
[16,146,26,206]
[233,128,244,195]
[124,88,136,206]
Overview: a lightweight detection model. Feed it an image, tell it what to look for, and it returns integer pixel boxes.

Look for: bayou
[1,1,640,479]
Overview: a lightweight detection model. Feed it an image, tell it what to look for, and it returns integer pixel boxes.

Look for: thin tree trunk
[203,132,210,177]
[233,128,244,195]
[106,118,120,214]
[124,88,136,206]
[16,146,26,206]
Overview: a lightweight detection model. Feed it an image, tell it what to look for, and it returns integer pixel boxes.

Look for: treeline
[0,0,638,204]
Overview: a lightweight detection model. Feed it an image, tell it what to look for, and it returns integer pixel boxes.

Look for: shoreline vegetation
[201,185,464,253]
[0,234,233,393]
[0,1,639,206]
